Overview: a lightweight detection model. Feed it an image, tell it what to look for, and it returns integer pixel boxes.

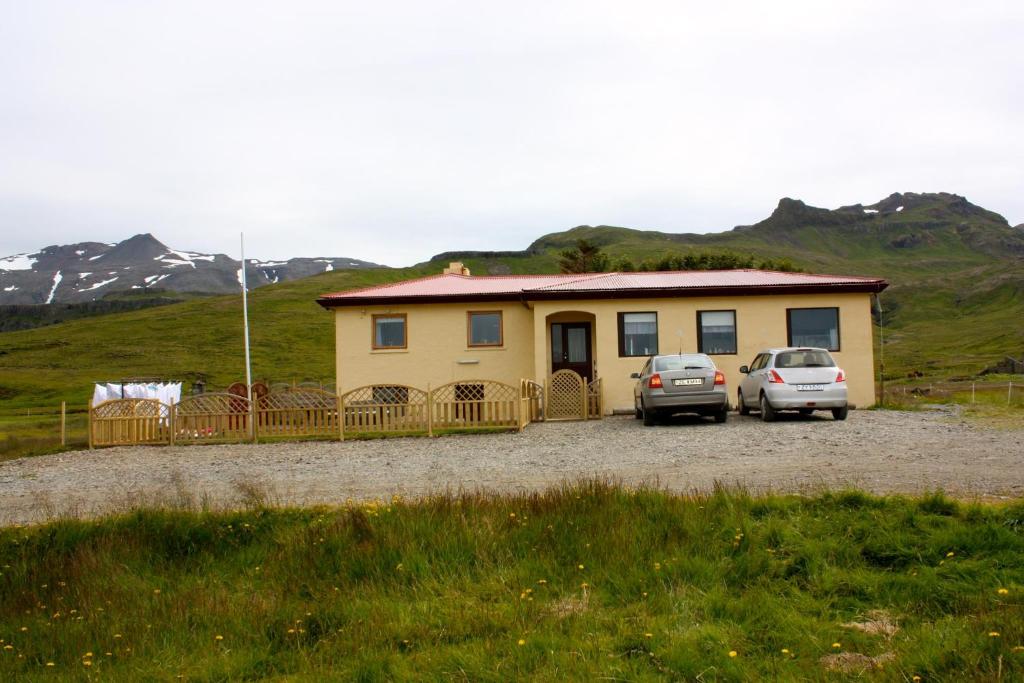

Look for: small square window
[468,311,503,347]
[697,310,737,354]
[372,314,407,349]
[787,308,840,351]
[618,312,658,357]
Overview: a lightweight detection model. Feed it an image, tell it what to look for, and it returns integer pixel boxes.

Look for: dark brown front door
[551,322,592,381]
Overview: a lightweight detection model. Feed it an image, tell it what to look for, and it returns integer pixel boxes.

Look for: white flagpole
[241,233,254,433]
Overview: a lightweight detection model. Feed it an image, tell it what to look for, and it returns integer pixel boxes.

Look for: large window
[468,311,503,347]
[618,312,658,357]
[697,310,737,354]
[787,307,840,351]
[372,314,407,349]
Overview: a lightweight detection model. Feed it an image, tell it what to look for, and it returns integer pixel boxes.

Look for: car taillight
[769,369,785,384]
[714,370,726,385]
[835,369,845,383]
[649,373,663,389]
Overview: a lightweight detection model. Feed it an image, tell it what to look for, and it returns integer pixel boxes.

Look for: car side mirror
[739,365,749,374]
[629,372,640,379]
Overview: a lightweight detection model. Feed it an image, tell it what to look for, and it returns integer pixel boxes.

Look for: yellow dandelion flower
[83,661,92,667]
[3,645,12,651]
[728,650,737,658]
[642,592,648,597]
[84,652,93,658]
[781,648,790,654]
[645,633,653,638]
[215,635,224,641]
[654,562,661,570]
[832,642,841,649]
[19,627,27,632]
[153,589,161,594]
[998,588,1009,595]
[912,677,921,682]
[989,631,1000,637]
[581,582,589,588]
[1012,645,1024,653]
[537,579,547,584]
[517,639,526,646]
[114,634,122,639]
[946,551,955,558]
[578,564,584,570]
[46,662,55,667]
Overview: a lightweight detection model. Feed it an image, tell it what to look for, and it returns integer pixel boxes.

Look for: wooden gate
[90,399,171,447]
[546,369,586,421]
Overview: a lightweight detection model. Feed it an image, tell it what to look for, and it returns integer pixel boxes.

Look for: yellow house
[317,263,888,414]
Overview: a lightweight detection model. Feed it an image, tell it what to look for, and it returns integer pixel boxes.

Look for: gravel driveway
[1,408,1022,525]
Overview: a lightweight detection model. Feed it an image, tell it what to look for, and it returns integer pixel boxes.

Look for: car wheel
[634,399,643,419]
[832,405,848,421]
[714,406,728,423]
[642,400,657,426]
[737,390,750,415]
[760,394,776,422]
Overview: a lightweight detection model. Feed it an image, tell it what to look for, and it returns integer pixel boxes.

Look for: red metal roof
[318,269,887,307]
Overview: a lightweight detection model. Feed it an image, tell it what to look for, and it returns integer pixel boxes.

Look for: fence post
[169,402,176,446]
[972,382,976,404]
[60,400,66,447]
[515,389,523,432]
[251,397,259,444]
[1010,381,1014,407]
[87,400,93,450]
[427,384,434,437]
[338,394,345,442]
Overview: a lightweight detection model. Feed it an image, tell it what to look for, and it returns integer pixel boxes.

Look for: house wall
[332,291,878,410]
[530,292,875,411]
[333,302,535,393]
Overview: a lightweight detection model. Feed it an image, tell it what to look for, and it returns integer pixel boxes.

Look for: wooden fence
[88,378,558,448]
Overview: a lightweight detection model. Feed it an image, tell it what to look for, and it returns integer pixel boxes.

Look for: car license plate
[674,378,703,386]
[796,384,824,391]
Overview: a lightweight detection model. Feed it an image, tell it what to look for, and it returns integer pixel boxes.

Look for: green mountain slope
[1,192,1021,411]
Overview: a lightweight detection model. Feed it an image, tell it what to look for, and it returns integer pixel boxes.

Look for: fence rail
[89,378,551,448]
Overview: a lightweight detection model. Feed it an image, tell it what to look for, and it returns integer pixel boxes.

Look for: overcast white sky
[1,1,1021,266]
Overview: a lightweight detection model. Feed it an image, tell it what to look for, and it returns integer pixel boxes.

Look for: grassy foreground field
[2,484,1023,681]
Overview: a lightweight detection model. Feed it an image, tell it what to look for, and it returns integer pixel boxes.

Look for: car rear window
[654,355,713,371]
[775,350,835,368]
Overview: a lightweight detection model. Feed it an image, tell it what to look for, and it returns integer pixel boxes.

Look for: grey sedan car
[737,347,848,421]
[632,354,729,426]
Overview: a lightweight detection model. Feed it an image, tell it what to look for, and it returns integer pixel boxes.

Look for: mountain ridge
[0,233,383,305]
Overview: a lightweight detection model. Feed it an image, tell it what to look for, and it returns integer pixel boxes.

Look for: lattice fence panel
[91,399,171,447]
[430,380,519,429]
[341,384,429,434]
[256,389,339,437]
[175,393,251,443]
[547,370,585,421]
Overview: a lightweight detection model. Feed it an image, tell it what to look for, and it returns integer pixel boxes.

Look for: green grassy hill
[0,191,1021,411]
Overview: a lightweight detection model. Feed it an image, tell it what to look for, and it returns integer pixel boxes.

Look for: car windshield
[654,355,713,371]
[775,350,835,368]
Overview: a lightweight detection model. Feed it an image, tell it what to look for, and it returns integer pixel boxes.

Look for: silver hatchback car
[737,347,848,421]
[632,353,729,426]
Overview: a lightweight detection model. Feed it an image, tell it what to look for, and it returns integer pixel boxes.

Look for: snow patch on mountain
[0,254,37,271]
[45,271,62,304]
[79,277,118,292]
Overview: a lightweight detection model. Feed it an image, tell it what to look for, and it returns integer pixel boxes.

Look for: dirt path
[1,408,1022,525]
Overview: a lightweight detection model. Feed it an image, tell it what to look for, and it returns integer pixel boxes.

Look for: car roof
[652,353,712,359]
[760,347,832,354]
